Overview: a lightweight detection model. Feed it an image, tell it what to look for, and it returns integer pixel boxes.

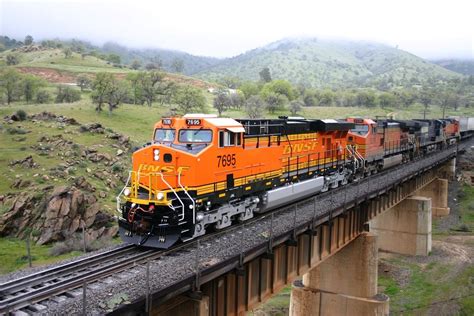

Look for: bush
[55,86,81,103]
[15,109,27,121]
[36,90,51,104]
[6,127,27,135]
[49,234,114,256]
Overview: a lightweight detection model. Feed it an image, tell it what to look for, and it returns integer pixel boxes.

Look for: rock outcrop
[0,186,117,245]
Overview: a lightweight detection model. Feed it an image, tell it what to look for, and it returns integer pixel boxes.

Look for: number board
[186,119,201,126]
[162,119,172,125]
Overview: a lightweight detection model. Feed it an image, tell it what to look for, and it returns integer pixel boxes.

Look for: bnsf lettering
[139,164,190,173]
[283,142,318,154]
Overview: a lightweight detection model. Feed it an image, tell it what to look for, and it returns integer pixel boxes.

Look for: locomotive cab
[346,118,383,164]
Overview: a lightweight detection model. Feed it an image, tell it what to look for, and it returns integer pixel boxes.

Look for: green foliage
[63,47,72,59]
[15,109,27,121]
[239,81,261,99]
[91,72,129,113]
[22,74,45,103]
[289,100,303,115]
[263,92,288,114]
[107,53,121,64]
[0,68,23,104]
[213,90,231,116]
[36,90,51,104]
[24,35,34,45]
[171,58,184,73]
[6,54,19,65]
[245,95,265,118]
[130,59,141,70]
[174,85,206,114]
[378,92,397,108]
[260,80,295,101]
[259,67,272,82]
[55,86,81,103]
[76,74,92,91]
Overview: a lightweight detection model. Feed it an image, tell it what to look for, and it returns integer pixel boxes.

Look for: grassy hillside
[196,38,461,88]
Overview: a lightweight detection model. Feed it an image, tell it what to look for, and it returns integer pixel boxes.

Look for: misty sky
[1,0,473,59]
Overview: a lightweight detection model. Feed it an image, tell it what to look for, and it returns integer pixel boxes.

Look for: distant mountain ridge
[432,59,474,76]
[194,38,461,88]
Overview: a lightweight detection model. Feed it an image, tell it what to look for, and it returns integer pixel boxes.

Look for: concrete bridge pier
[289,232,389,316]
[415,178,450,217]
[438,157,456,180]
[370,196,432,256]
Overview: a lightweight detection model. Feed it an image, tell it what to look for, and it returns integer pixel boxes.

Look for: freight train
[117,114,471,248]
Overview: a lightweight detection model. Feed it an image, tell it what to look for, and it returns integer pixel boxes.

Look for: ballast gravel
[13,143,471,315]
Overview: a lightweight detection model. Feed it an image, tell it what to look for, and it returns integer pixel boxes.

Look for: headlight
[157,192,164,200]
[153,149,160,161]
[123,188,131,197]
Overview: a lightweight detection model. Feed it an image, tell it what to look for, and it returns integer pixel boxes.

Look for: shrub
[15,109,27,121]
[6,127,27,135]
[55,86,81,103]
[36,90,51,104]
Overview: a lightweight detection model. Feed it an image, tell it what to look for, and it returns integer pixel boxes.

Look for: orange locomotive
[117,115,355,248]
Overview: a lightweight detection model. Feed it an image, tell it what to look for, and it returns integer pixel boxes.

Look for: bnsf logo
[283,142,318,154]
[138,164,190,173]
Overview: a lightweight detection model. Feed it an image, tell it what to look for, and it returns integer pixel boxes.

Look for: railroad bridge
[111,145,461,316]
[0,143,467,316]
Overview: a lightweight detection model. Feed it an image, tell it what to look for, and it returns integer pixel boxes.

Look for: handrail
[178,171,196,224]
[116,171,132,214]
[156,172,186,221]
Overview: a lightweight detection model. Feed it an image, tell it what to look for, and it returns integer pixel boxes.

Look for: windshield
[154,129,175,142]
[350,124,369,136]
[179,129,213,143]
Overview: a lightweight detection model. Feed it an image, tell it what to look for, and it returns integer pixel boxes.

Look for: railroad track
[0,244,160,314]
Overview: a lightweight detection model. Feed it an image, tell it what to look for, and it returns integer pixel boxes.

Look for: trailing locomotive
[117,114,464,248]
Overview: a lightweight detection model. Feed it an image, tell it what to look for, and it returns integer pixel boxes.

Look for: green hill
[195,38,461,88]
[433,59,474,76]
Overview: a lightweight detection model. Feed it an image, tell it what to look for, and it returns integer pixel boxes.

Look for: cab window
[219,131,241,147]
[154,129,175,142]
[178,129,213,143]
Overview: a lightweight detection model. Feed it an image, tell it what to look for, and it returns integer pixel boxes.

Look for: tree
[264,92,288,114]
[0,69,23,104]
[55,86,81,103]
[22,75,44,103]
[6,54,19,65]
[140,71,165,107]
[174,86,206,114]
[126,73,145,105]
[36,90,51,104]
[91,72,114,112]
[239,81,261,99]
[245,95,265,118]
[107,54,121,64]
[104,81,130,113]
[355,91,376,107]
[398,90,416,108]
[171,58,184,73]
[220,76,241,89]
[419,88,433,119]
[213,90,231,116]
[76,74,92,92]
[289,100,303,115]
[63,48,72,59]
[91,72,129,113]
[229,92,244,109]
[24,35,34,45]
[260,80,295,101]
[130,59,142,70]
[259,67,272,83]
[378,92,396,108]
[317,89,335,106]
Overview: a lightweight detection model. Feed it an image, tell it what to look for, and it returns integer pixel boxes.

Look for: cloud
[1,0,473,59]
